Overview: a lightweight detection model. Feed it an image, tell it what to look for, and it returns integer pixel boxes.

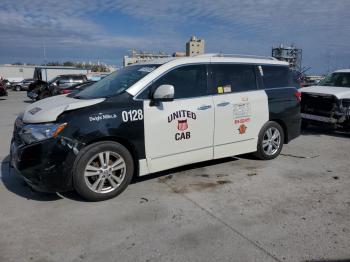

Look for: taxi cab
[11,54,301,201]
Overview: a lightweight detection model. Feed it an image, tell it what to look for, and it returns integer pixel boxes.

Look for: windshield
[48,76,60,85]
[75,65,159,99]
[319,72,350,88]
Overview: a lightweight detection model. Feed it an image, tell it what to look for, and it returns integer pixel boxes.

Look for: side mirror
[152,84,174,102]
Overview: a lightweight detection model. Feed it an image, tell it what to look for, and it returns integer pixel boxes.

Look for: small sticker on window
[138,67,156,73]
[258,66,264,76]
[223,85,231,93]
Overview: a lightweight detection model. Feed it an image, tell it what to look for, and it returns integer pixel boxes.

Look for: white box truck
[33,66,90,82]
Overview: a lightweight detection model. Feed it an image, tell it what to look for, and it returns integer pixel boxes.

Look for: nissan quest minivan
[11,54,301,201]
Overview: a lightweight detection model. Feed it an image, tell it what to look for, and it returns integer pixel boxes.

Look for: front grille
[301,93,338,117]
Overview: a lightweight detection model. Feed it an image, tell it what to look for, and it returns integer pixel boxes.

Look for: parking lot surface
[0,91,350,262]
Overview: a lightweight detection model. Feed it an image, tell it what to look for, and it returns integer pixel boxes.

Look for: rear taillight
[60,89,72,94]
[294,91,301,102]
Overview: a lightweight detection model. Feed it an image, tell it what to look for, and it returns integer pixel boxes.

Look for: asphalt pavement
[0,91,349,262]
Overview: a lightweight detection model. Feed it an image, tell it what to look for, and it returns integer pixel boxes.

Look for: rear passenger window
[148,65,208,99]
[261,66,296,88]
[72,75,82,80]
[59,77,71,83]
[211,64,256,94]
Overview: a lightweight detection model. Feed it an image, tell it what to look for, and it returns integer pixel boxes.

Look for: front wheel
[15,85,21,91]
[254,121,284,160]
[73,141,134,201]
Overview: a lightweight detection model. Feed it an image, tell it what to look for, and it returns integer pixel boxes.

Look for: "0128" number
[122,110,143,122]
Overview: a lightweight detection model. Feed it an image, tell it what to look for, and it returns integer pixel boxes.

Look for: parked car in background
[301,69,350,130]
[27,74,88,101]
[2,79,11,89]
[0,81,8,96]
[51,81,95,96]
[48,74,88,95]
[12,78,35,91]
[27,80,47,100]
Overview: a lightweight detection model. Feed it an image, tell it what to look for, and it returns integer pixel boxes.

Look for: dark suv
[50,75,89,95]
[27,74,88,100]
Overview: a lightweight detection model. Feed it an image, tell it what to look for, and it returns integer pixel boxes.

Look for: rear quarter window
[211,64,257,94]
[72,75,84,80]
[261,66,298,89]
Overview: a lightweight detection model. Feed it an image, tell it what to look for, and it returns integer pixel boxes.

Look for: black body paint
[11,92,145,192]
[264,88,301,143]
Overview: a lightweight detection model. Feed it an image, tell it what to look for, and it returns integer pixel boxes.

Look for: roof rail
[197,53,277,60]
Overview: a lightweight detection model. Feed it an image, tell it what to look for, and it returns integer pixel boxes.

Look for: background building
[123,50,171,67]
[186,36,205,56]
[272,44,302,71]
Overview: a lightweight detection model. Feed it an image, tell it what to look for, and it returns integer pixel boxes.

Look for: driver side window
[139,64,208,99]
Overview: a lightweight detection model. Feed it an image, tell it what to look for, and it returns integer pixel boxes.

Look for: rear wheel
[73,141,134,201]
[301,119,309,129]
[254,121,284,160]
[15,85,21,91]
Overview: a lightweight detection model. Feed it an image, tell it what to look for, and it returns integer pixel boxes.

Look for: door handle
[197,105,212,110]
[217,102,230,107]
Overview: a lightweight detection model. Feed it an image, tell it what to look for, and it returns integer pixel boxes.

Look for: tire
[15,85,21,91]
[301,119,309,130]
[254,121,284,160]
[73,141,134,201]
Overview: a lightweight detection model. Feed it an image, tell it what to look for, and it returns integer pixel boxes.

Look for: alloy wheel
[262,127,281,156]
[83,151,126,194]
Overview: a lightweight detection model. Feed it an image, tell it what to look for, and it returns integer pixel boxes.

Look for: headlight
[20,123,67,144]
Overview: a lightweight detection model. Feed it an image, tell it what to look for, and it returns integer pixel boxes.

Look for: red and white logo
[238,124,247,134]
[177,119,188,131]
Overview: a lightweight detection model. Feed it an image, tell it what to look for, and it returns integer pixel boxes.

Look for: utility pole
[43,39,47,65]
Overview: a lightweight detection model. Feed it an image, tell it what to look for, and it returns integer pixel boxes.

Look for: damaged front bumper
[301,93,350,128]
[10,136,82,193]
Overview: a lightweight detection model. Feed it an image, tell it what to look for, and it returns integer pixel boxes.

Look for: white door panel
[144,97,214,173]
[213,90,269,158]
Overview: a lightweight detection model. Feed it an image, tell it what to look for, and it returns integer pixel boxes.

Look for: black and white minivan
[11,54,301,201]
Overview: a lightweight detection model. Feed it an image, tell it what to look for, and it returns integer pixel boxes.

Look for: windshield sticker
[223,85,232,93]
[89,113,117,122]
[168,110,197,141]
[138,67,157,73]
[122,110,143,122]
[218,85,232,94]
[217,87,224,94]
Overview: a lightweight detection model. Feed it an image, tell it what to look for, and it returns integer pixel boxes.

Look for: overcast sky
[0,0,349,73]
